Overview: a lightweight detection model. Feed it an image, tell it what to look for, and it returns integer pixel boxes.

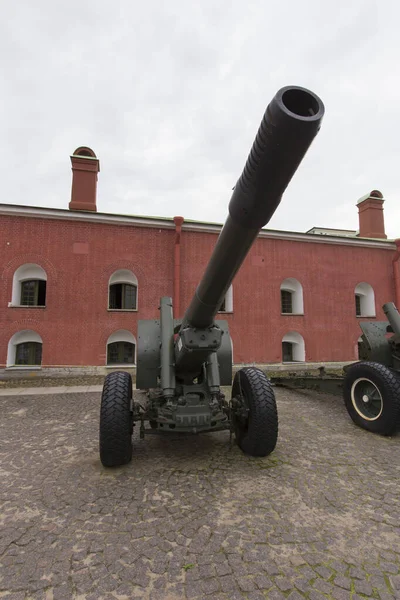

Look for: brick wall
[0,213,395,366]
[0,215,174,366]
[179,231,394,363]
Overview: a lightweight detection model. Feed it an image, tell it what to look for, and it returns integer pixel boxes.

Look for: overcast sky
[1,0,399,238]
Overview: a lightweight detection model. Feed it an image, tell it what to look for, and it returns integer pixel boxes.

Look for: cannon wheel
[99,371,133,467]
[343,361,400,435]
[231,367,278,457]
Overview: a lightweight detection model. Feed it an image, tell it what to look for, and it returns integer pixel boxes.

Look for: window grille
[355,294,361,317]
[15,342,42,365]
[107,342,135,364]
[282,341,293,362]
[109,284,137,310]
[281,290,293,314]
[20,280,46,306]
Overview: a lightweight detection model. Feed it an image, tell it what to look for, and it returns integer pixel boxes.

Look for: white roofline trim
[0,204,176,230]
[0,204,395,250]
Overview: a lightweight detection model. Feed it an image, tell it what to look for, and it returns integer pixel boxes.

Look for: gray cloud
[1,0,399,238]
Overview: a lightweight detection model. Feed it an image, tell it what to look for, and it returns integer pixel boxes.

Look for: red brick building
[1,147,399,371]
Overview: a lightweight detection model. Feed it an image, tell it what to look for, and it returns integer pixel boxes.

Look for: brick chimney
[69,147,100,212]
[356,189,387,239]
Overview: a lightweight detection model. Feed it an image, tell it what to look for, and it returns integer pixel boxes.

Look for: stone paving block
[369,574,388,588]
[390,574,400,591]
[201,577,221,595]
[266,590,287,600]
[381,561,399,574]
[314,578,334,594]
[236,576,256,592]
[313,565,332,579]
[275,576,293,592]
[215,562,232,576]
[287,592,304,600]
[309,591,328,600]
[294,577,310,593]
[254,574,273,589]
[228,592,248,600]
[333,575,352,590]
[247,592,266,600]
[262,561,282,576]
[354,579,374,596]
[330,589,354,600]
[349,566,366,579]
[220,575,239,593]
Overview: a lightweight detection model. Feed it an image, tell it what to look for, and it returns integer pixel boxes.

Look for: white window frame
[280,278,304,315]
[282,331,305,362]
[106,330,137,366]
[108,270,138,311]
[10,264,47,307]
[7,330,43,368]
[354,282,376,317]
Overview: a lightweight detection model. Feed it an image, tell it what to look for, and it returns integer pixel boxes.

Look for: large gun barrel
[383,302,400,336]
[134,85,325,443]
[182,86,324,330]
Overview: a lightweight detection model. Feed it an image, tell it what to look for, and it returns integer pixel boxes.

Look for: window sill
[6,366,42,370]
[8,304,46,309]
[356,315,376,318]
[282,360,305,364]
[217,311,233,314]
[281,313,304,316]
[107,309,138,312]
[106,364,136,368]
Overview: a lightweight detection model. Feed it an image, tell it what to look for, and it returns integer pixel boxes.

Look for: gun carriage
[99,85,325,467]
[272,302,400,436]
[342,301,400,435]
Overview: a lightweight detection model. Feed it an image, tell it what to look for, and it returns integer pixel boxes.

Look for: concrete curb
[0,385,104,397]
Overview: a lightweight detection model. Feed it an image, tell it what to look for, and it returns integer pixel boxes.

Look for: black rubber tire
[232,367,278,457]
[99,371,133,467]
[343,361,400,435]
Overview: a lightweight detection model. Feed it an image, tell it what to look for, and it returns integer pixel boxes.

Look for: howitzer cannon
[343,301,400,435]
[99,85,325,467]
[272,302,400,436]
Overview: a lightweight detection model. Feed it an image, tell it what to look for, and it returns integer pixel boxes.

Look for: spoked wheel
[231,367,278,457]
[343,361,400,435]
[99,371,133,467]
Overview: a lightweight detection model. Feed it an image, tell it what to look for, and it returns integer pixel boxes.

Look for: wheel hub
[231,395,249,420]
[351,377,383,421]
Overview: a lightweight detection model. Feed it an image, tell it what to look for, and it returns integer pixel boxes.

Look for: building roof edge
[0,203,395,250]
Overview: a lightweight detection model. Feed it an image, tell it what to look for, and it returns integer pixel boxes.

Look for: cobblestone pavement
[0,387,399,600]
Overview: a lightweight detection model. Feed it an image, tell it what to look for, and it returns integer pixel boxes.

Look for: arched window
[218,285,233,313]
[280,278,303,314]
[7,330,43,367]
[354,283,375,317]
[109,270,138,310]
[282,331,305,362]
[106,330,136,365]
[11,264,47,307]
